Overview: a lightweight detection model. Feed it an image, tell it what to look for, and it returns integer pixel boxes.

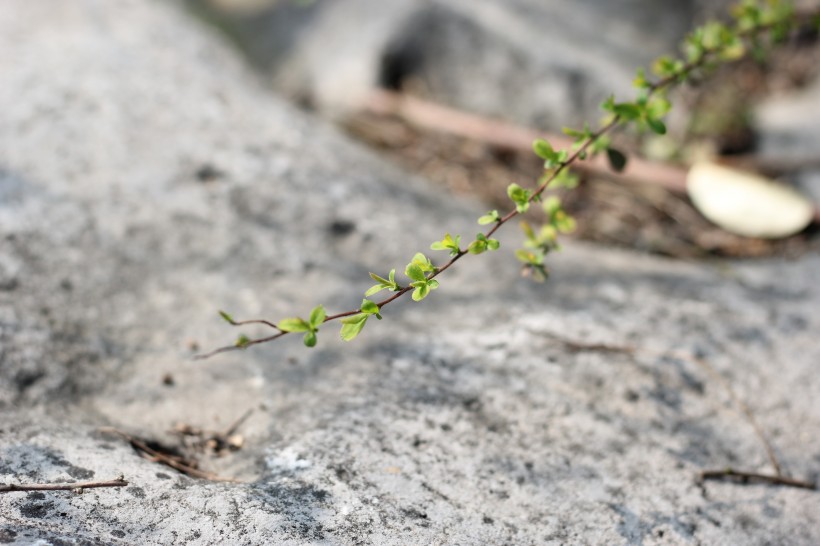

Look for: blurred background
[180,0,820,259]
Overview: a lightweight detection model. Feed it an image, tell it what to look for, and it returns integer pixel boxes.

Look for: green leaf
[562,126,585,139]
[612,102,643,120]
[520,220,536,242]
[652,55,682,77]
[515,249,543,265]
[235,334,251,348]
[303,331,317,348]
[405,263,427,283]
[543,196,562,217]
[468,240,487,254]
[591,135,611,154]
[340,314,368,342]
[366,269,399,296]
[530,224,558,247]
[361,299,380,315]
[277,317,310,333]
[412,283,430,302]
[719,39,745,61]
[548,170,579,190]
[606,148,628,172]
[430,233,461,256]
[633,67,650,90]
[218,310,235,324]
[369,272,390,284]
[478,210,500,225]
[309,305,326,329]
[647,96,671,119]
[555,214,577,234]
[507,183,532,213]
[365,284,386,297]
[467,233,500,254]
[646,117,667,135]
[411,253,435,272]
[532,138,554,160]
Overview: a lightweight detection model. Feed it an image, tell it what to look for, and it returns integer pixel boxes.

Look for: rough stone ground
[1,1,818,544]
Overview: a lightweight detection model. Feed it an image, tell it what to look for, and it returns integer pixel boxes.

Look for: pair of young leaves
[430,232,500,257]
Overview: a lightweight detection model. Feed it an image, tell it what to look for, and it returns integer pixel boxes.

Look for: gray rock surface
[1,0,819,544]
[187,0,703,126]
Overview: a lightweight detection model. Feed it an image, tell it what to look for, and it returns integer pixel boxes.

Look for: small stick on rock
[699,469,816,490]
[100,427,240,483]
[0,476,128,494]
[222,408,254,439]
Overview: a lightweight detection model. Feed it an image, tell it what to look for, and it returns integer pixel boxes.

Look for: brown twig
[0,476,128,494]
[100,427,240,483]
[364,88,689,194]
[364,89,820,225]
[699,469,815,490]
[222,408,254,438]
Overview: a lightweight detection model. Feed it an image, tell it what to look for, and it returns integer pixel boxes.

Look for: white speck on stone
[265,446,312,473]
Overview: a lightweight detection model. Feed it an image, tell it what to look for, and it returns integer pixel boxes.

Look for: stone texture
[187,0,702,126]
[1,1,819,544]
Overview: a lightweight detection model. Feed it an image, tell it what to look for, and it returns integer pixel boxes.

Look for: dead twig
[0,476,128,494]
[222,408,254,439]
[699,469,816,490]
[100,427,240,483]
[365,88,688,193]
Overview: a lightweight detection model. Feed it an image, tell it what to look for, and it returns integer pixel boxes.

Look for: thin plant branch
[0,476,128,494]
[197,6,819,360]
[699,469,815,489]
[223,408,254,438]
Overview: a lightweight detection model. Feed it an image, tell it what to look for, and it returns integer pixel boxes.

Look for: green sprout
[430,233,463,257]
[277,305,326,347]
[340,299,382,342]
[365,269,401,297]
